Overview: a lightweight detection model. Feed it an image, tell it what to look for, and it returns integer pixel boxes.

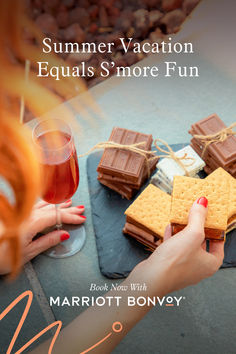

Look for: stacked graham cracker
[123,168,236,250]
[123,184,171,250]
[97,127,158,199]
[207,168,236,233]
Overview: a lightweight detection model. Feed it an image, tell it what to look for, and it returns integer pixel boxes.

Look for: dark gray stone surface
[87,148,236,278]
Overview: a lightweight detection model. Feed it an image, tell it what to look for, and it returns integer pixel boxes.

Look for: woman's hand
[0,200,86,275]
[31,197,225,354]
[141,197,224,295]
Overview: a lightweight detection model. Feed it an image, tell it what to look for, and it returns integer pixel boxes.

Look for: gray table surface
[1,0,236,353]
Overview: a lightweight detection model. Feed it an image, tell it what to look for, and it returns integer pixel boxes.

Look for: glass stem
[55,204,62,230]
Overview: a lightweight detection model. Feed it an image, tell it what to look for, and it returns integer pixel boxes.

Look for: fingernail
[66,199,72,203]
[80,215,86,219]
[61,233,70,242]
[76,205,85,209]
[197,197,208,208]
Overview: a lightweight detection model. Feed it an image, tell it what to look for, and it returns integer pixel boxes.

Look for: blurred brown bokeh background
[28,0,200,89]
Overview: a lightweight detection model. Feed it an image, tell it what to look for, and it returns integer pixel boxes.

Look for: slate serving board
[87,143,236,279]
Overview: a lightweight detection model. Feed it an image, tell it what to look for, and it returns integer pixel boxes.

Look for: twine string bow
[79,138,195,178]
[79,141,157,176]
[193,122,236,156]
[154,138,195,177]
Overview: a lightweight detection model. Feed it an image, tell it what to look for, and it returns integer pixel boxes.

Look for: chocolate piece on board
[98,177,134,200]
[99,156,158,189]
[189,114,236,167]
[204,152,236,175]
[97,127,153,183]
[191,137,236,173]
[98,156,158,200]
[190,143,219,170]
[190,142,236,177]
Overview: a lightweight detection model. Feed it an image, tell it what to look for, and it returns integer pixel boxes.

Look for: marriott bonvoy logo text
[49,283,185,307]
[49,295,185,307]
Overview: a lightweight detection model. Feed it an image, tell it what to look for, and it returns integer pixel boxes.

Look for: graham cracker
[170,175,230,231]
[124,184,171,238]
[206,168,236,220]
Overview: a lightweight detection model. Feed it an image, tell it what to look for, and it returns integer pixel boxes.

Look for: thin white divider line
[24,262,56,335]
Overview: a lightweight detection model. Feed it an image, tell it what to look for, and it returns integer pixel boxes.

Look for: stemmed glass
[32,118,85,258]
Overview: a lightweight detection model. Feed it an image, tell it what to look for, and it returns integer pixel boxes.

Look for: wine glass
[32,118,86,258]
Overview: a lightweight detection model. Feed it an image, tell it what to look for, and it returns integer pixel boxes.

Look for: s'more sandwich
[123,184,171,250]
[170,175,230,240]
[206,168,236,233]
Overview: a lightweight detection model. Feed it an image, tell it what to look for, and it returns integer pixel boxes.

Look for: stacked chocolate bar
[189,114,236,177]
[97,127,158,199]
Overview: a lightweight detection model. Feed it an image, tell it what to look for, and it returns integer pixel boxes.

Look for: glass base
[44,224,86,259]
